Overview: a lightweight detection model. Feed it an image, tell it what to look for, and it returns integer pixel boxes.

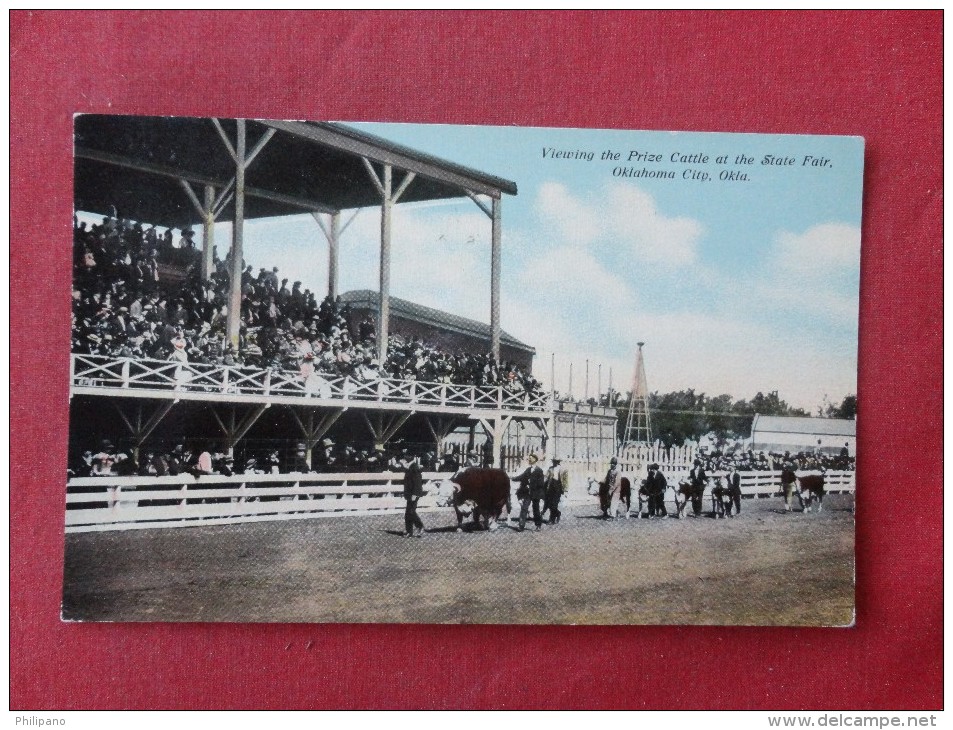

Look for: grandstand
[69,115,563,530]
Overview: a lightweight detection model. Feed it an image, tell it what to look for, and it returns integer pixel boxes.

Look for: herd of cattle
[426,467,828,532]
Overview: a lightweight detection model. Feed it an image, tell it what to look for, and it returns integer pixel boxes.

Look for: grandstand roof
[74,115,518,229]
[751,415,856,437]
[339,290,534,354]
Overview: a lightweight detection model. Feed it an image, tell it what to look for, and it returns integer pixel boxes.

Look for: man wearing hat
[290,443,311,474]
[600,457,621,519]
[780,459,798,512]
[400,451,425,538]
[688,459,707,517]
[725,463,742,517]
[515,454,547,531]
[313,438,336,472]
[543,457,567,525]
[645,463,668,518]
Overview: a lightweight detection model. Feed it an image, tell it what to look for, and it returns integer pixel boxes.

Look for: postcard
[64,116,861,624]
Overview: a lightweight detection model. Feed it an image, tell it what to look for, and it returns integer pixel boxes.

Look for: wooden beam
[261,120,511,198]
[311,211,331,240]
[244,185,337,214]
[75,147,337,217]
[244,128,276,168]
[231,403,270,445]
[214,177,235,211]
[211,118,238,163]
[381,411,412,443]
[392,171,416,204]
[362,412,383,442]
[178,179,205,218]
[339,208,361,235]
[136,400,176,444]
[361,157,385,197]
[76,146,220,187]
[465,190,492,218]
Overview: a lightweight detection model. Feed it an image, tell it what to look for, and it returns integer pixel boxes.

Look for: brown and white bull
[587,476,632,518]
[430,468,512,531]
[673,478,705,518]
[796,471,826,513]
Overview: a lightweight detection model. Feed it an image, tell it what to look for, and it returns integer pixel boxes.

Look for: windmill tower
[621,342,652,452]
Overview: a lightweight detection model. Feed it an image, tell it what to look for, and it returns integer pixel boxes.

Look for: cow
[673,477,705,518]
[430,468,512,531]
[587,476,632,518]
[796,472,826,513]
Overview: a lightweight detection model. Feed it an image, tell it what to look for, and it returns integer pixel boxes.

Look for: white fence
[66,463,855,532]
[66,471,453,532]
[560,457,855,506]
[71,354,551,412]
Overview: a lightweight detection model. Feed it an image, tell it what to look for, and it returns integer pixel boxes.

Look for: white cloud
[532,181,704,267]
[534,181,602,247]
[604,184,703,266]
[774,223,861,274]
[756,223,862,326]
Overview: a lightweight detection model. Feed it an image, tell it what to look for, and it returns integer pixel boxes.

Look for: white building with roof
[750,415,856,456]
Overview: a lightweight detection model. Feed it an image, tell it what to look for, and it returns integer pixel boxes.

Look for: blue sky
[86,123,864,411]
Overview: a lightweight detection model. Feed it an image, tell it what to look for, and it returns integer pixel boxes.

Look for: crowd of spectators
[696,447,855,473]
[67,437,471,481]
[72,212,544,398]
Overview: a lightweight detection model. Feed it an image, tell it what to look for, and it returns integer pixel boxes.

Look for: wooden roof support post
[466,191,503,363]
[379,164,392,365]
[361,158,415,364]
[290,407,343,468]
[478,415,512,468]
[209,403,270,456]
[328,212,340,300]
[177,179,218,282]
[214,120,276,352]
[202,185,215,281]
[312,211,341,300]
[113,400,177,463]
[424,415,459,453]
[227,119,246,353]
[491,196,502,362]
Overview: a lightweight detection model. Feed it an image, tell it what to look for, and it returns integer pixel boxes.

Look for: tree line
[598,390,857,448]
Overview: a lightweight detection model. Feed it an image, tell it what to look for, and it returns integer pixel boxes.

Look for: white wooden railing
[66,464,855,532]
[560,457,855,505]
[65,471,453,532]
[70,354,551,412]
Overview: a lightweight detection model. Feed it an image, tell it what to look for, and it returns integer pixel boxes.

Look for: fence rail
[66,471,453,532]
[560,458,855,505]
[70,354,551,413]
[66,463,855,532]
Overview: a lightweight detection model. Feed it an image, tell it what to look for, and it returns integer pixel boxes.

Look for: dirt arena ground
[62,495,854,626]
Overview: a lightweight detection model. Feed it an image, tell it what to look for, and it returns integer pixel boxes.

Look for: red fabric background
[10,11,942,710]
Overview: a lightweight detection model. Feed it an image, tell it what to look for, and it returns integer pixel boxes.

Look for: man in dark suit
[688,459,707,517]
[646,463,668,518]
[402,452,424,537]
[513,454,546,531]
[726,464,742,517]
[781,460,798,512]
